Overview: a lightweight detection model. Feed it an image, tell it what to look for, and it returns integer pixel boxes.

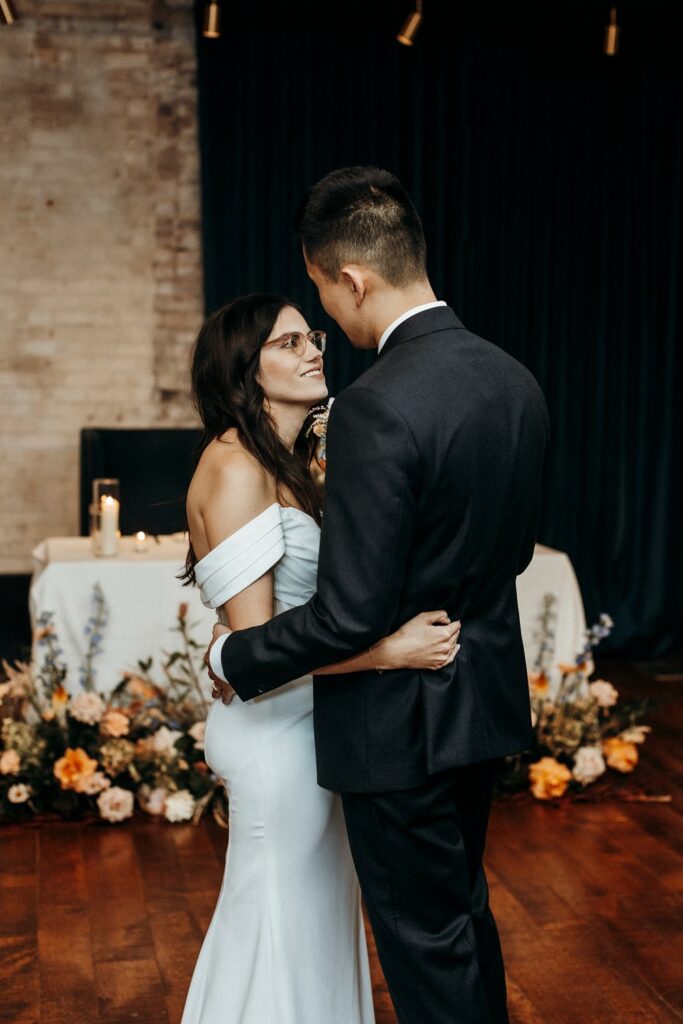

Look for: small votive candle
[134,530,148,553]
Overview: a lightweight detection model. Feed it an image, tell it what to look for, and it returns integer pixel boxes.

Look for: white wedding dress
[181,503,375,1024]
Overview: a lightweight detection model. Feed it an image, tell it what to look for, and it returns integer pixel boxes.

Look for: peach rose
[100,709,130,738]
[589,679,619,708]
[53,747,98,790]
[602,737,638,773]
[123,674,158,700]
[77,771,111,795]
[0,748,21,774]
[528,757,572,800]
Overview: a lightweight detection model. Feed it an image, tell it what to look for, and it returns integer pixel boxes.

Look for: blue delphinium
[79,583,108,691]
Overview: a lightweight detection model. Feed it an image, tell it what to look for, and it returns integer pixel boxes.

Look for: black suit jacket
[221,306,549,792]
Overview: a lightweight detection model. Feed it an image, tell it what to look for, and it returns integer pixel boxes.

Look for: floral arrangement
[499,595,653,800]
[0,589,227,826]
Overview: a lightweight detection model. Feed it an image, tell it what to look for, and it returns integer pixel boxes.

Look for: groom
[206,167,549,1023]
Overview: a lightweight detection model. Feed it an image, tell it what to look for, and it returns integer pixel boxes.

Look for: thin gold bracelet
[369,643,384,675]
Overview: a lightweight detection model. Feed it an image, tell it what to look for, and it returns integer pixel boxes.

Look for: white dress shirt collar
[377,300,447,355]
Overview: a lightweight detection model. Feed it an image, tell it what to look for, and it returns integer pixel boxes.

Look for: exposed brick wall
[0,0,203,572]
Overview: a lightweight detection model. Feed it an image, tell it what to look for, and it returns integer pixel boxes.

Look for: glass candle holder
[92,478,120,506]
[89,502,101,555]
[91,479,120,556]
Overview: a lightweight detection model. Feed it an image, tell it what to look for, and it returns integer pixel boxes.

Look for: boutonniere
[305,398,333,472]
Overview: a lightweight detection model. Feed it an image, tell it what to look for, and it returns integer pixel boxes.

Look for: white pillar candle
[134,530,148,553]
[99,495,119,556]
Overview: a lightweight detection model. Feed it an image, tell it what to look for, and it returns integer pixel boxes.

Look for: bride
[180,293,461,1024]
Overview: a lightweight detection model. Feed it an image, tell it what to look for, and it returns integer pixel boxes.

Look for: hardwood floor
[1,660,681,1023]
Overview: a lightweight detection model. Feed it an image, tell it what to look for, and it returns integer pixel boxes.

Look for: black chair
[80,428,203,537]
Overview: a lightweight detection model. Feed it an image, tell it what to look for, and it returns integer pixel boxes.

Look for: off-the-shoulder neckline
[194,502,319,570]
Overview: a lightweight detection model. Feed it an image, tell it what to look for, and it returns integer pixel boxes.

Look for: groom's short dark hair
[295,166,428,287]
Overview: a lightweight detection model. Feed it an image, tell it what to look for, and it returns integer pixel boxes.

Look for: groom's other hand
[205,623,236,704]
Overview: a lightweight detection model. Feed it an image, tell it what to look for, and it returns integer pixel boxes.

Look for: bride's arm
[315,611,461,675]
[201,454,278,631]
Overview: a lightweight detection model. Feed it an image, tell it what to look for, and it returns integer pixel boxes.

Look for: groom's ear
[340,265,367,308]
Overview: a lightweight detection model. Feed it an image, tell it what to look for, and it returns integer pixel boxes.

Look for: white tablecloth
[30,536,216,695]
[30,538,585,697]
[517,545,587,690]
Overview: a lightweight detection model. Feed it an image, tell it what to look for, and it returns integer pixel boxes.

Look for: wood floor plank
[133,820,219,1023]
[94,958,169,1024]
[81,825,154,963]
[0,830,39,1024]
[37,826,98,1024]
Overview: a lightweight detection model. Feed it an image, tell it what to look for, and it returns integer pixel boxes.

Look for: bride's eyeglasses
[264,330,327,356]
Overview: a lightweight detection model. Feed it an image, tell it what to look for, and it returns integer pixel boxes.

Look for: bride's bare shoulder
[190,436,274,509]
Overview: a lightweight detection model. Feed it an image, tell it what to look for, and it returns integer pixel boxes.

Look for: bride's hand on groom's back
[377,611,461,671]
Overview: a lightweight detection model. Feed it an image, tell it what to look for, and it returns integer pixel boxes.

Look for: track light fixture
[1,0,17,25]
[202,1,221,39]
[397,0,423,47]
[604,6,619,57]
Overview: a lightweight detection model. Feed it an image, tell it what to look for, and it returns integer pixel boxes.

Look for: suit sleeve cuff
[209,633,230,682]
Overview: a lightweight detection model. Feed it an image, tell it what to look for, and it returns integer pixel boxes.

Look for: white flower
[69,691,106,725]
[530,708,538,728]
[97,786,134,823]
[588,679,619,708]
[137,784,167,816]
[150,726,183,757]
[572,745,607,785]
[8,783,31,803]
[0,749,21,774]
[78,771,111,795]
[189,721,205,749]
[164,789,195,823]
[620,725,652,744]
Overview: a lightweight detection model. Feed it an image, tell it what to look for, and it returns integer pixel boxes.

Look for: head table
[29,537,586,697]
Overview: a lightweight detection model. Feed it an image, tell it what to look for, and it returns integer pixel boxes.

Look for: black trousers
[341,758,508,1024]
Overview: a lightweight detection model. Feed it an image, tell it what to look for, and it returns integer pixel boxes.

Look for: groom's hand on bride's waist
[205,623,236,704]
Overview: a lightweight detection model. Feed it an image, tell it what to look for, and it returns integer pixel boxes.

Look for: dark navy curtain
[194,0,683,656]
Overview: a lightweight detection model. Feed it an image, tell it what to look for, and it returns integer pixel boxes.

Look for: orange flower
[528,757,572,800]
[178,603,188,620]
[602,737,639,773]
[33,624,54,641]
[53,747,98,791]
[51,686,69,707]
[528,671,549,694]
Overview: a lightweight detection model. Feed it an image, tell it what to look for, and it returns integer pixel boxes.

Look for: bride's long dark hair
[182,293,322,585]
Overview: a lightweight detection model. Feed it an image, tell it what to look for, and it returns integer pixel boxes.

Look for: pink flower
[97,786,134,823]
[589,679,619,708]
[137,784,167,816]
